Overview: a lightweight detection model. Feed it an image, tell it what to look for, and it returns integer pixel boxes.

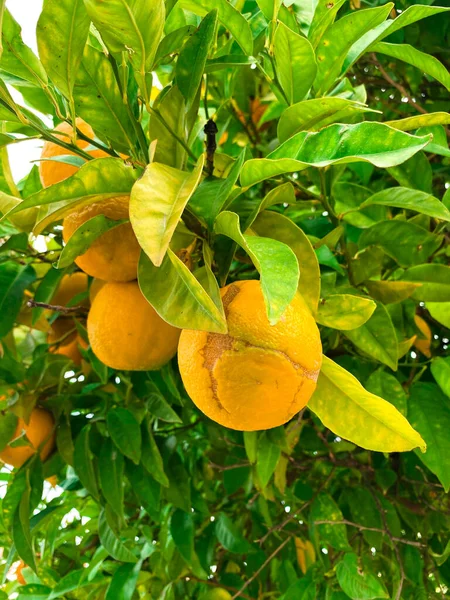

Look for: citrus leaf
[309,356,426,452]
[98,508,137,563]
[13,479,37,573]
[138,249,227,333]
[73,426,100,500]
[84,0,164,103]
[364,280,421,305]
[130,158,204,267]
[176,10,217,110]
[255,0,282,21]
[126,461,160,519]
[105,562,141,600]
[373,42,450,91]
[36,0,90,101]
[308,0,347,48]
[273,21,317,105]
[256,433,281,489]
[365,368,407,416]
[215,513,253,554]
[399,264,450,301]
[74,44,137,152]
[170,509,194,563]
[278,97,376,143]
[316,295,376,330]
[310,492,350,551]
[313,4,393,96]
[4,157,138,233]
[409,383,450,492]
[57,214,127,269]
[0,262,36,337]
[107,407,141,465]
[178,0,253,55]
[358,221,442,268]
[252,211,320,315]
[427,303,450,329]
[336,553,388,599]
[240,123,431,187]
[0,412,18,452]
[343,303,398,371]
[99,437,125,520]
[386,112,450,132]
[215,211,299,325]
[360,187,450,222]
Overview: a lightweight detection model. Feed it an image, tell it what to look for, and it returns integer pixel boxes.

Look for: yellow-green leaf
[309,356,426,453]
[130,158,204,267]
[316,294,376,330]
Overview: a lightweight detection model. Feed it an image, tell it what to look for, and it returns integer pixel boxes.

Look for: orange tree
[0,0,449,598]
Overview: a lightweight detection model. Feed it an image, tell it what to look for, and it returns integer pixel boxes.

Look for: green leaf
[365,368,407,416]
[98,508,137,563]
[179,0,253,55]
[215,513,253,554]
[284,576,317,600]
[126,461,160,519]
[13,478,37,572]
[215,211,299,325]
[373,42,450,91]
[333,182,387,228]
[154,25,196,67]
[336,553,388,599]
[278,98,375,143]
[364,280,421,305]
[170,509,194,563]
[107,408,141,465]
[0,9,47,86]
[4,158,138,234]
[256,0,282,21]
[252,211,320,315]
[0,262,36,337]
[409,383,450,492]
[431,358,450,398]
[57,214,127,269]
[240,123,431,187]
[0,412,17,452]
[99,437,124,520]
[147,391,182,423]
[105,562,141,600]
[358,221,442,268]
[256,433,281,488]
[164,454,191,513]
[345,5,450,75]
[387,151,432,194]
[309,356,425,452]
[48,570,86,600]
[427,302,450,329]
[387,112,450,132]
[84,0,164,103]
[310,492,350,551]
[360,187,450,222]
[316,295,376,331]
[343,303,398,371]
[313,5,393,96]
[36,0,90,102]
[73,426,100,500]
[141,420,169,486]
[308,0,347,49]
[431,540,450,567]
[273,22,316,105]
[56,413,74,466]
[188,149,246,229]
[400,265,450,302]
[150,86,188,169]
[138,249,227,333]
[176,10,217,110]
[130,158,203,267]
[346,487,383,549]
[0,189,37,232]
[244,431,258,464]
[74,44,137,152]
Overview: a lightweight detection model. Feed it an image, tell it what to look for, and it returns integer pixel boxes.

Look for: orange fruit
[39,118,108,188]
[62,196,140,282]
[0,408,55,468]
[89,278,106,303]
[87,281,181,371]
[12,560,26,585]
[48,331,88,366]
[413,315,432,358]
[178,280,322,431]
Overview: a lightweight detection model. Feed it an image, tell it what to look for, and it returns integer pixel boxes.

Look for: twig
[26,299,89,316]
[209,461,250,471]
[231,537,291,599]
[371,53,428,115]
[313,520,424,548]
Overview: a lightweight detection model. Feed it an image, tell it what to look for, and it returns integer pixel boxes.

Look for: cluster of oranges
[0,118,323,475]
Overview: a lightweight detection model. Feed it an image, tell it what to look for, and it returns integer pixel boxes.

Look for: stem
[147,105,197,162]
[27,299,89,316]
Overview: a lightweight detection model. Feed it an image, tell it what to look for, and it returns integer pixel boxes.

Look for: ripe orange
[39,118,108,187]
[62,196,141,282]
[89,278,106,303]
[413,315,432,358]
[87,281,181,370]
[178,280,322,431]
[0,408,55,468]
[12,560,26,585]
[48,330,88,366]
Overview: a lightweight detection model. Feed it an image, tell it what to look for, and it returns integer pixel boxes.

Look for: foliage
[0,0,449,598]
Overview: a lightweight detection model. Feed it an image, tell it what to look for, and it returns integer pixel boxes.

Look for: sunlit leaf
[316,294,376,330]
